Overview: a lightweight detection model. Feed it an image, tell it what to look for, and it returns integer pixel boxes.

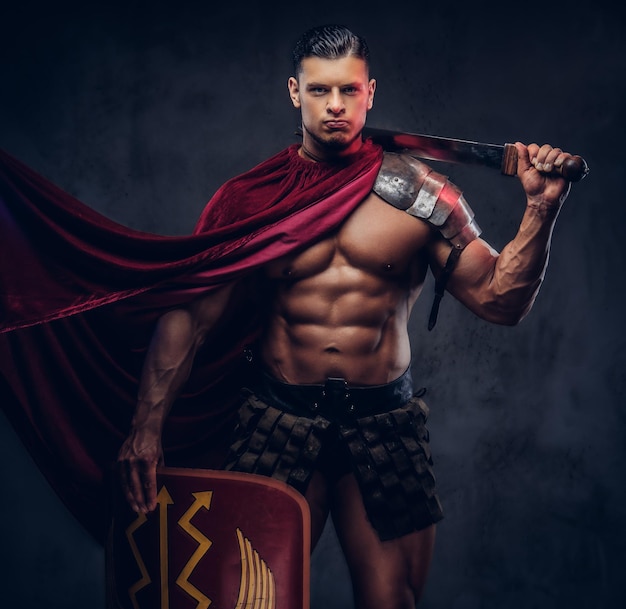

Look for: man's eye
[312,88,327,94]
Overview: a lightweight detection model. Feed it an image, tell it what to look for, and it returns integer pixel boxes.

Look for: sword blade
[363,126,515,173]
[294,126,588,181]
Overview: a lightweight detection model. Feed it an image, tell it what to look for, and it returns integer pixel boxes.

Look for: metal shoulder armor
[373,152,481,249]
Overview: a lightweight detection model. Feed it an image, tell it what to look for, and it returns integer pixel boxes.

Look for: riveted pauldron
[373,152,483,329]
[373,152,482,249]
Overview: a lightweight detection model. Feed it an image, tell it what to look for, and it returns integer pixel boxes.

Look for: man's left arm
[430,142,573,325]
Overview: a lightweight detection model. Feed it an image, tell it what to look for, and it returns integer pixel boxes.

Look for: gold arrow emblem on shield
[122,486,278,609]
[176,491,214,609]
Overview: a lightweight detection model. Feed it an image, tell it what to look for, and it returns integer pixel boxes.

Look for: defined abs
[261,277,411,384]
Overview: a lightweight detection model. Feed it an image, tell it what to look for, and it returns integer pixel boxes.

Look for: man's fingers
[532,145,563,173]
[128,460,147,512]
[523,142,572,174]
[119,458,158,513]
[118,461,139,512]
[117,433,163,513]
[140,461,158,511]
[517,142,573,179]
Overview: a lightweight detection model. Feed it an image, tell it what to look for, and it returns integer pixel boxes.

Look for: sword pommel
[560,155,589,182]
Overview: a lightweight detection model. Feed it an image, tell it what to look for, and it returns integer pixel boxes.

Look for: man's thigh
[304,469,332,550]
[330,474,436,609]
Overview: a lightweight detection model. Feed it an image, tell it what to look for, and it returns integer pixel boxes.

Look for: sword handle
[502,144,589,182]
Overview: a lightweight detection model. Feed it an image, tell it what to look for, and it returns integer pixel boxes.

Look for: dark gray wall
[1,1,624,607]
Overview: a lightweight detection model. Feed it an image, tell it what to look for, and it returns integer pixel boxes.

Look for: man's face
[288,55,376,159]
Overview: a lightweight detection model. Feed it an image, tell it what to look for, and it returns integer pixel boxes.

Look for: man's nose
[327,90,344,114]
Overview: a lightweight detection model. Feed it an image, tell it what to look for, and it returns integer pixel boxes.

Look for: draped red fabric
[0,142,383,541]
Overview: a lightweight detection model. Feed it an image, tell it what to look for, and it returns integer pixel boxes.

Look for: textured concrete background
[1,1,624,607]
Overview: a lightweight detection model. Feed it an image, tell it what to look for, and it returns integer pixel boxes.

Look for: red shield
[106,467,310,609]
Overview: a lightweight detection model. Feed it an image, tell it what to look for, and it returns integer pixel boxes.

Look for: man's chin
[315,131,361,152]
[324,137,350,150]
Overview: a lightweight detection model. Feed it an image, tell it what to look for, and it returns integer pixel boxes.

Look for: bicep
[151,281,238,353]
[188,281,238,339]
[428,234,500,309]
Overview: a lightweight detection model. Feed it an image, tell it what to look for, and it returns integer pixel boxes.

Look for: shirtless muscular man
[118,25,575,608]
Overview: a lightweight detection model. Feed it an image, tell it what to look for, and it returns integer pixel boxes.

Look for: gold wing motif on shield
[235,528,276,609]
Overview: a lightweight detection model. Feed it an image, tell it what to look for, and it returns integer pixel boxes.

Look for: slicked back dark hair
[292,25,370,77]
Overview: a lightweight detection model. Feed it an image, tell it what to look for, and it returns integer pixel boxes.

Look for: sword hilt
[502,144,589,182]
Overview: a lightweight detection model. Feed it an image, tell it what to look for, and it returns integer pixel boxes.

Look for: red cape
[0,142,383,541]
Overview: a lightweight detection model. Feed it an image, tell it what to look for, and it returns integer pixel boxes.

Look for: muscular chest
[266,193,432,280]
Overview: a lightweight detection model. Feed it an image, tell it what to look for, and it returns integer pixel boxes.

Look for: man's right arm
[117,282,236,513]
[427,143,572,325]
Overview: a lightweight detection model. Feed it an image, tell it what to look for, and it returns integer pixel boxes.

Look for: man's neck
[299,144,327,163]
[298,137,364,164]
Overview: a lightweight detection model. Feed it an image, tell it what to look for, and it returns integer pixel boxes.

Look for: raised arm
[117,281,236,513]
[430,142,573,325]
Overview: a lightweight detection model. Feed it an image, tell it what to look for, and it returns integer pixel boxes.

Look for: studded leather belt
[255,368,416,420]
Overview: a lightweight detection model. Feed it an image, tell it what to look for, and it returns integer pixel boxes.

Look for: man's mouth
[324,120,349,130]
